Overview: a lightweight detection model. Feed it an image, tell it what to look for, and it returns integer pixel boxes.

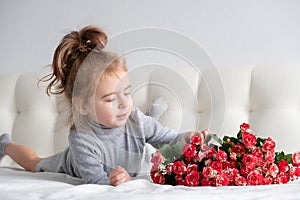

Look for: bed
[1,167,300,200]
[1,65,300,199]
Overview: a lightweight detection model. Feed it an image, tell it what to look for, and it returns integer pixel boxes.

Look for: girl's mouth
[116,113,128,120]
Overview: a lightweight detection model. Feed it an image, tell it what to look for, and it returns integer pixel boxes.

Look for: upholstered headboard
[1,65,299,166]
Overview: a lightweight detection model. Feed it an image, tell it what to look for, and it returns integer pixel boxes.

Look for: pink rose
[264,150,275,164]
[292,151,300,167]
[242,154,257,169]
[229,152,237,161]
[216,150,228,162]
[242,132,257,149]
[267,163,279,178]
[263,137,276,151]
[247,170,263,185]
[240,123,250,132]
[278,159,289,172]
[151,171,165,184]
[182,144,196,159]
[172,161,187,175]
[195,152,205,162]
[185,171,200,186]
[216,173,230,186]
[190,135,202,146]
[150,164,158,174]
[151,150,164,165]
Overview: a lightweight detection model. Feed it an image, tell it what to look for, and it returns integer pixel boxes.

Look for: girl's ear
[72,97,89,115]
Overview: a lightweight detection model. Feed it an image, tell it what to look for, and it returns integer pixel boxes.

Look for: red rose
[187,164,198,173]
[216,150,228,162]
[224,168,239,185]
[278,159,289,172]
[190,135,202,146]
[252,147,263,161]
[175,175,185,185]
[288,167,299,181]
[172,161,187,175]
[150,164,159,176]
[151,150,164,165]
[292,151,300,167]
[242,131,257,149]
[247,170,263,185]
[240,165,253,177]
[274,172,289,184]
[295,167,300,176]
[263,137,276,151]
[235,175,247,186]
[165,164,173,175]
[204,147,217,158]
[201,178,216,186]
[262,176,273,185]
[231,143,246,155]
[240,123,250,132]
[211,161,223,173]
[202,166,217,178]
[216,173,230,186]
[182,144,196,159]
[242,154,257,169]
[185,171,200,186]
[151,171,165,184]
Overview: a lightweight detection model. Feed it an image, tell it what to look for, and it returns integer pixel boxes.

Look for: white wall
[0,0,300,73]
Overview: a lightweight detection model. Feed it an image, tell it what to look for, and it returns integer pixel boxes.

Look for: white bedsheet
[1,167,300,200]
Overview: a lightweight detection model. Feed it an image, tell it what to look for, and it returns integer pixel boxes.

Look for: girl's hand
[109,166,131,186]
[183,129,211,145]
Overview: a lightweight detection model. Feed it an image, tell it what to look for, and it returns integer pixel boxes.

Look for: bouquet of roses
[150,123,300,186]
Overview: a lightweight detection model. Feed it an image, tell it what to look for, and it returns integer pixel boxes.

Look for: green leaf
[158,142,185,163]
[237,130,242,139]
[211,133,223,145]
[275,151,285,163]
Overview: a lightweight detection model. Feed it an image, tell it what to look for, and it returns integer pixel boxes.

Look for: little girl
[0,25,209,186]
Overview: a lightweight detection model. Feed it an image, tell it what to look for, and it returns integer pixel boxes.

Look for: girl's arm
[68,132,110,185]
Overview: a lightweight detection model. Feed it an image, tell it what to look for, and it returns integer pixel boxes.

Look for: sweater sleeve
[130,107,186,147]
[68,131,110,185]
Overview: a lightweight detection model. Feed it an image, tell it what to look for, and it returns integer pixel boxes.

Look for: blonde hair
[40,25,127,129]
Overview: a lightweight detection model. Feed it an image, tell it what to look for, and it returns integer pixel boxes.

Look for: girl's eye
[124,92,131,96]
[105,98,116,102]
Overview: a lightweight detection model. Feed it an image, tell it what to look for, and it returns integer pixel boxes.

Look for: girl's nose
[117,94,129,109]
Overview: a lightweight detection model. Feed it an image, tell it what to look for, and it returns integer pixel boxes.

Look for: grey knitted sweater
[36,107,184,184]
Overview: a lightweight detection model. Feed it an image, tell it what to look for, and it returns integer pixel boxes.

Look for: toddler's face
[86,70,133,128]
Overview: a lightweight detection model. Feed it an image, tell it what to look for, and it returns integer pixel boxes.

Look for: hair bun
[79,25,107,52]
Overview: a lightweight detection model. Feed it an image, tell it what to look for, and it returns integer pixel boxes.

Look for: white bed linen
[1,167,300,200]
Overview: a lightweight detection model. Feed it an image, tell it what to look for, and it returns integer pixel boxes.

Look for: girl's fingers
[109,166,131,186]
